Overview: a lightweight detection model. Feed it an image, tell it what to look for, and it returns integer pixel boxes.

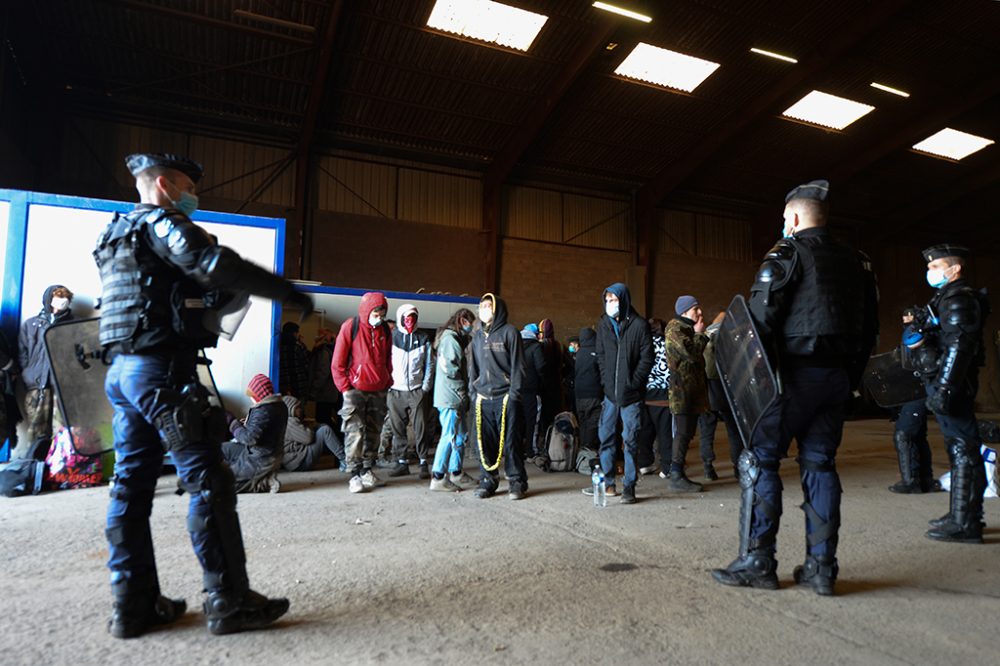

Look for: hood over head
[602,282,632,319]
[479,293,509,331]
[395,303,418,323]
[539,318,554,340]
[41,284,72,317]
[578,327,596,346]
[359,292,388,322]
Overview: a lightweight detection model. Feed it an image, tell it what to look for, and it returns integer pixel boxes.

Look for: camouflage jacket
[664,317,709,415]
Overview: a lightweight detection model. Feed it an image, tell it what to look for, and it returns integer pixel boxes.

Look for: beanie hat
[248,374,274,402]
[675,295,699,317]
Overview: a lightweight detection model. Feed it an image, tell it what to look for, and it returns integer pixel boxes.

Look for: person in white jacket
[387,303,435,478]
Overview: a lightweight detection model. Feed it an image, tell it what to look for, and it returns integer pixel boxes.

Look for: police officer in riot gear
[711,180,878,596]
[907,244,989,543]
[96,153,313,638]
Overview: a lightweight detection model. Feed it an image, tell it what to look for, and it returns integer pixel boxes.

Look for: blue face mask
[172,192,199,217]
[926,269,949,289]
[462,324,472,333]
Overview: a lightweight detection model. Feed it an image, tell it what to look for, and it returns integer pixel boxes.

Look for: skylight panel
[781,91,875,130]
[426,0,548,52]
[912,128,994,161]
[592,2,652,23]
[614,43,720,93]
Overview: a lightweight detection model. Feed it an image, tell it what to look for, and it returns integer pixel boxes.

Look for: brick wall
[651,252,757,322]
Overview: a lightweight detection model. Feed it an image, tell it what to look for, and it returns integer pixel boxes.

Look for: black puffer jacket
[520,334,545,395]
[229,394,289,471]
[18,285,73,390]
[595,283,653,407]
[469,294,523,401]
[574,327,603,400]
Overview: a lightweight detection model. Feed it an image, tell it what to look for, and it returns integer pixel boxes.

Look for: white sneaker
[429,477,461,492]
[348,475,365,494]
[360,469,384,489]
[639,465,659,476]
[659,471,669,479]
[450,472,478,489]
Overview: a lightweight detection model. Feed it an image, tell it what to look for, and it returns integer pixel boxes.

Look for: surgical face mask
[51,296,70,312]
[926,269,949,289]
[369,312,384,327]
[568,344,578,354]
[171,191,199,217]
[479,307,493,325]
[461,324,473,333]
[605,301,619,318]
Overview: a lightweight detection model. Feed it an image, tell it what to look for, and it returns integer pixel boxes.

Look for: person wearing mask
[562,335,580,413]
[222,374,288,493]
[387,304,434,479]
[664,295,710,492]
[573,327,602,452]
[95,153,311,637]
[469,294,527,500]
[588,283,653,505]
[518,322,546,461]
[18,285,74,451]
[429,308,477,491]
[888,308,936,494]
[332,292,393,494]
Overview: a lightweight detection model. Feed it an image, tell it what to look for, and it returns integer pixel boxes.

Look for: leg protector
[181,464,250,595]
[799,457,841,559]
[927,438,985,543]
[737,448,779,557]
[889,430,919,493]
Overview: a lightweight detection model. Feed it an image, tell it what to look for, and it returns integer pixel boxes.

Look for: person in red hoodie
[331,292,393,493]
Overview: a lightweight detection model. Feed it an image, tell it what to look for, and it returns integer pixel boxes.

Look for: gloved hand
[285,290,314,322]
[926,386,954,415]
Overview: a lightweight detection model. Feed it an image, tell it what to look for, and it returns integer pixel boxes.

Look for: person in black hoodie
[588,283,653,505]
[518,323,546,460]
[18,284,73,453]
[469,293,528,500]
[573,327,602,451]
[222,374,289,493]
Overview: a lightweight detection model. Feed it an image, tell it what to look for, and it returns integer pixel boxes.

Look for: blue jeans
[432,407,467,476]
[597,398,641,490]
[104,352,243,585]
[749,366,849,559]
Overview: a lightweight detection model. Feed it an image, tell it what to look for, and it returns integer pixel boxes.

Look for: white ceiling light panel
[782,90,875,130]
[426,0,548,52]
[614,42,720,93]
[912,128,995,161]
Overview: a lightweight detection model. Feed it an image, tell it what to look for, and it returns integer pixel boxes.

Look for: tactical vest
[782,236,865,342]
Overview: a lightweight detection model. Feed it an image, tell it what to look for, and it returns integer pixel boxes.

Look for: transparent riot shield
[862,350,926,408]
[714,295,780,448]
[43,318,114,455]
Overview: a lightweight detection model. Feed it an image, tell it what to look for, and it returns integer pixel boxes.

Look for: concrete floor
[1,417,998,666]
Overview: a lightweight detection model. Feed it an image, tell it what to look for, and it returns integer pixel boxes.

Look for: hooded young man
[332,292,393,494]
[18,284,73,451]
[387,303,434,479]
[222,374,288,493]
[469,293,528,499]
[588,283,653,505]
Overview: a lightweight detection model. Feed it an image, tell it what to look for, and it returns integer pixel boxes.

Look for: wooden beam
[481,17,618,293]
[296,0,344,280]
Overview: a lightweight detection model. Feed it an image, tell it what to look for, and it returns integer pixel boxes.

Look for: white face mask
[605,301,619,318]
[926,269,949,289]
[369,312,384,327]
[479,307,493,324]
[51,297,70,312]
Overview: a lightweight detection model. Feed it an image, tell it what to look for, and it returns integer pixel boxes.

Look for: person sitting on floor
[281,395,347,473]
[222,374,288,493]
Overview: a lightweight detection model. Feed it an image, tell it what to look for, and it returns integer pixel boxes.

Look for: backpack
[575,448,599,475]
[546,411,579,472]
[0,460,46,497]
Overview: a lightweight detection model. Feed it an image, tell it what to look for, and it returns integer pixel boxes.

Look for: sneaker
[508,483,527,501]
[450,472,478,489]
[620,486,637,504]
[473,486,495,499]
[925,520,985,544]
[418,462,431,479]
[793,555,838,596]
[348,475,365,494]
[668,471,703,493]
[703,462,718,481]
[204,589,289,636]
[710,553,779,590]
[388,462,410,477]
[360,469,384,489]
[639,465,659,476]
[658,471,669,479]
[429,477,461,492]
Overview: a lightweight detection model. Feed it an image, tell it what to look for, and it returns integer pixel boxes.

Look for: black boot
[926,438,985,544]
[204,588,290,636]
[711,551,778,590]
[109,575,187,639]
[928,512,951,528]
[888,431,920,493]
[793,555,838,596]
[388,461,410,477]
[668,469,703,493]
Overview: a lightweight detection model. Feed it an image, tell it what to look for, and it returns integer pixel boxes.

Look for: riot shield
[44,318,114,455]
[714,295,780,448]
[863,350,925,408]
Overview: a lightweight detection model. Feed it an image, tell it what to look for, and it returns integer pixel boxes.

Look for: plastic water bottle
[598,471,607,507]
[592,466,607,507]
